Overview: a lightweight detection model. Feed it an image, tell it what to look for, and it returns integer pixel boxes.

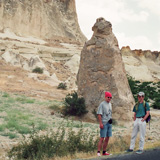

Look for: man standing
[97,91,112,156]
[127,92,150,154]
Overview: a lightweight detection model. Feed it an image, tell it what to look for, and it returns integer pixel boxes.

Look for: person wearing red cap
[97,91,112,157]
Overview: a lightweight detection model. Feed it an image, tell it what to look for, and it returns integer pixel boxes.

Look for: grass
[16,96,35,104]
[0,90,159,160]
[145,139,160,150]
[2,132,18,139]
[0,92,52,137]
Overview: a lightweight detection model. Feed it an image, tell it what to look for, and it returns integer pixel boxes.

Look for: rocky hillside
[0,1,160,106]
[0,0,85,99]
[0,0,86,43]
[121,46,160,82]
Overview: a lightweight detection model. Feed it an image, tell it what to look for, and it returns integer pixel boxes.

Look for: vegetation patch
[0,92,49,137]
[63,92,88,116]
[2,132,18,139]
[32,67,43,74]
[16,96,35,104]
[57,82,67,90]
[8,124,99,160]
[127,75,160,109]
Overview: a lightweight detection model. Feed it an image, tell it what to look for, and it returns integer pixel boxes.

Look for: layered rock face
[121,46,160,82]
[77,18,134,124]
[0,0,86,43]
[0,0,86,94]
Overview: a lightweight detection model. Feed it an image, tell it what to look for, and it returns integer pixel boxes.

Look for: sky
[76,0,160,51]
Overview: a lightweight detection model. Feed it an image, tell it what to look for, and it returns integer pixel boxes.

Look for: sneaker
[136,150,143,154]
[97,152,101,156]
[102,152,110,156]
[126,149,133,152]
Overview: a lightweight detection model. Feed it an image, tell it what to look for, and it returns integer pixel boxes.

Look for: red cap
[105,92,112,98]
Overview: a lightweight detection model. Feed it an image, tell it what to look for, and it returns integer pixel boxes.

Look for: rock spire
[77,17,134,125]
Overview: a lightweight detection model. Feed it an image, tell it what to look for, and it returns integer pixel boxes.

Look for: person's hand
[100,123,103,129]
[133,117,136,121]
[141,119,145,122]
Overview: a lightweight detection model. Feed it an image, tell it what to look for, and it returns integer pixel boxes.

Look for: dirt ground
[0,60,68,101]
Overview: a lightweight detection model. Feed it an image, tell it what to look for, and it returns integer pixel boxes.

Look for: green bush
[32,67,43,74]
[57,82,67,90]
[8,125,98,160]
[127,75,160,109]
[151,98,160,109]
[63,92,88,116]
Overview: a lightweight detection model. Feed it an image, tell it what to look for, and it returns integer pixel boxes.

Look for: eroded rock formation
[121,46,160,82]
[0,0,86,92]
[77,18,135,124]
[0,0,86,43]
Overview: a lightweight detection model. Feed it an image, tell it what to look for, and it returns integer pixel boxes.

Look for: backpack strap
[135,102,139,111]
[144,100,146,110]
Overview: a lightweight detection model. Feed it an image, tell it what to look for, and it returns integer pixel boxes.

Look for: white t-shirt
[97,101,112,125]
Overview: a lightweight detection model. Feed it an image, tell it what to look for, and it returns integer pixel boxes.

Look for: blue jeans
[100,122,112,137]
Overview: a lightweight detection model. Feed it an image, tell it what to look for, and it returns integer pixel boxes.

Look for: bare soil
[0,60,68,101]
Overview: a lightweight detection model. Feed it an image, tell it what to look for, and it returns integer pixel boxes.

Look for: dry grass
[144,140,160,150]
[49,135,160,160]
[48,152,95,160]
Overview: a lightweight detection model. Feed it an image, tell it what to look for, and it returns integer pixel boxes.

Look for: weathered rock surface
[121,46,160,82]
[0,0,87,93]
[0,0,86,43]
[0,35,82,92]
[0,59,69,100]
[77,18,135,124]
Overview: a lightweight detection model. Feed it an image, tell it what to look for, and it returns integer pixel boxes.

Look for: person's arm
[132,105,136,121]
[97,114,103,129]
[142,111,150,122]
[133,112,136,121]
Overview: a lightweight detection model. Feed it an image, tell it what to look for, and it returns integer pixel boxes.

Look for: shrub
[32,67,43,74]
[8,125,99,160]
[152,98,160,109]
[63,92,88,116]
[57,82,67,90]
[127,75,139,97]
[127,75,160,103]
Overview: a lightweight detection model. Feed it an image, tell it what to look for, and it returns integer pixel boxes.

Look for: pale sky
[76,0,160,51]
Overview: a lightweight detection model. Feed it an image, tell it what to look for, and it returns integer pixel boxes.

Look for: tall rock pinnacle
[77,18,134,125]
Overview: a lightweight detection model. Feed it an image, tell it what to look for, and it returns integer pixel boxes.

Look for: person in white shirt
[97,91,112,157]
